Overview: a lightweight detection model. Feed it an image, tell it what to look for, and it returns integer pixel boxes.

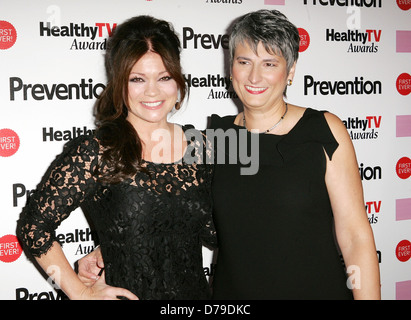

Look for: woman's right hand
[77,246,104,286]
[33,242,138,300]
[76,247,138,300]
[78,270,139,300]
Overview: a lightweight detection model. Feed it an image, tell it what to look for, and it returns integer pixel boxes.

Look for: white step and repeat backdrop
[1,0,410,300]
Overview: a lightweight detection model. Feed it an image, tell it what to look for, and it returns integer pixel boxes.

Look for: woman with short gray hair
[210,9,380,300]
[228,9,299,75]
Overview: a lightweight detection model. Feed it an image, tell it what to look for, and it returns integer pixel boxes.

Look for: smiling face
[126,51,178,129]
[231,41,295,112]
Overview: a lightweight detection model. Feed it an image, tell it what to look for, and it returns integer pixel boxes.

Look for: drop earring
[175,91,181,109]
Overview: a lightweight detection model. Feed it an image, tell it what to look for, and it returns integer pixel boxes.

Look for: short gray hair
[229,9,300,73]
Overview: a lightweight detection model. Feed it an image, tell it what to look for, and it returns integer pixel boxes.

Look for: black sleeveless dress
[209,108,353,299]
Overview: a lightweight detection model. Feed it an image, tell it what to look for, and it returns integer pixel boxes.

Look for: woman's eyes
[129,76,173,82]
[237,60,276,67]
[238,60,249,65]
[129,77,143,82]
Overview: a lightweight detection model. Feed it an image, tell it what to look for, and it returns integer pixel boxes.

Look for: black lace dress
[17,125,217,300]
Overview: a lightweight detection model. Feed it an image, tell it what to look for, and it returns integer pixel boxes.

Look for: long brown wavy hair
[94,16,187,183]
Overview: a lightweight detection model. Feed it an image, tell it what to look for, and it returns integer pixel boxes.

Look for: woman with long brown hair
[17,15,216,300]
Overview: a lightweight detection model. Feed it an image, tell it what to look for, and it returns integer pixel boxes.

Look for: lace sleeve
[16,135,100,257]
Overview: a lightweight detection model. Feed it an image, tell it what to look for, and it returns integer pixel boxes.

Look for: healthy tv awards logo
[0,20,17,50]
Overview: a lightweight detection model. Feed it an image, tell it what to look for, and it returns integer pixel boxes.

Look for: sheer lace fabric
[17,126,217,300]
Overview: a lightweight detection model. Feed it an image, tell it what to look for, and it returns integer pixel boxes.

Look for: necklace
[243,103,288,133]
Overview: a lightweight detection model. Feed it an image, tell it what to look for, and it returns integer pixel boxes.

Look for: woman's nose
[144,80,160,96]
[248,65,262,84]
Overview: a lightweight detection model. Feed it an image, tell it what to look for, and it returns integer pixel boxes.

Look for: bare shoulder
[287,104,306,117]
[286,104,306,126]
[323,111,350,142]
[323,111,344,129]
[322,111,357,163]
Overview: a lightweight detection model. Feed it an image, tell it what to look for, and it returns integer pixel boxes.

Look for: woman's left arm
[324,112,381,300]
